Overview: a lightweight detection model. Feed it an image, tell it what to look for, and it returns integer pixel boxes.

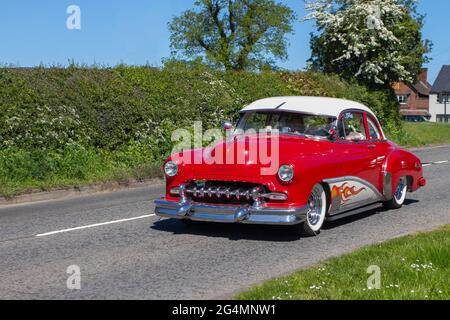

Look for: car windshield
[236,111,336,138]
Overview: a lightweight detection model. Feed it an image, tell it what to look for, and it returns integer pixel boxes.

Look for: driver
[346,124,366,141]
[290,116,305,134]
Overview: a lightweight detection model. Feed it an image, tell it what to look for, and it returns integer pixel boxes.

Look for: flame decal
[331,183,366,205]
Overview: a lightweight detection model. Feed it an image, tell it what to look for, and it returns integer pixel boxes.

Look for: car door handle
[368,144,376,150]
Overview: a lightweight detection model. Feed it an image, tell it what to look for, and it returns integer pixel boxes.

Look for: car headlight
[278,165,294,183]
[164,161,178,177]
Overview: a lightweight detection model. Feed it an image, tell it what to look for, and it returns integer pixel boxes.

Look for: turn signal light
[262,193,288,201]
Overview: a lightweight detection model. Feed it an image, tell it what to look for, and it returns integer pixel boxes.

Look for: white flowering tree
[305,0,431,86]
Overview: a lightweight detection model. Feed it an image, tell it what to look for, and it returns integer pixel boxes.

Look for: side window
[339,112,367,141]
[241,112,272,131]
[367,117,381,140]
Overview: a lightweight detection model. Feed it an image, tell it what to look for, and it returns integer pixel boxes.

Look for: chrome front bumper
[154,199,307,225]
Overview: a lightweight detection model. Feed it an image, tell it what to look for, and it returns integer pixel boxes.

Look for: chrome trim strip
[326,203,382,222]
[154,199,307,226]
[382,148,395,172]
[330,200,379,215]
[383,172,393,201]
[381,146,395,201]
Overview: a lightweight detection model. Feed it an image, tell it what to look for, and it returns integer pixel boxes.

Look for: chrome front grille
[188,181,265,205]
[170,181,288,205]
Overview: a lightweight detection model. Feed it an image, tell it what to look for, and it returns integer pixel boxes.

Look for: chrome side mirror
[222,121,233,132]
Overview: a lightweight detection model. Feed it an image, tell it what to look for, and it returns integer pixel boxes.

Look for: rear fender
[382,149,423,200]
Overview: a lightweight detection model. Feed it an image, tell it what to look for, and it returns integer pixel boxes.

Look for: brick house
[392,69,431,120]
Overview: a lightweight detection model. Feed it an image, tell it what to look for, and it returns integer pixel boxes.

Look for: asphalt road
[0,146,449,300]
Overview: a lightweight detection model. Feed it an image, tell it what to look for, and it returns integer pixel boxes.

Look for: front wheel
[384,177,408,209]
[294,184,327,237]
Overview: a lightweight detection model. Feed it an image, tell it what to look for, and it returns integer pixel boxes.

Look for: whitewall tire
[295,184,327,237]
[384,177,408,209]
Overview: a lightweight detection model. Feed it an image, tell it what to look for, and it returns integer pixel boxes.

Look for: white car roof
[241,96,377,119]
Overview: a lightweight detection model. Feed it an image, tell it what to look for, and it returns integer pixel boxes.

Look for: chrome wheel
[296,184,327,236]
[384,176,408,210]
[307,189,324,226]
[394,178,407,202]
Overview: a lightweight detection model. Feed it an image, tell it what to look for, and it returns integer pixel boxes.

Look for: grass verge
[393,122,450,148]
[236,225,450,300]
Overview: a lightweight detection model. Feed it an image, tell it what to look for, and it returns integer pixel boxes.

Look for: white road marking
[422,160,449,168]
[36,214,156,237]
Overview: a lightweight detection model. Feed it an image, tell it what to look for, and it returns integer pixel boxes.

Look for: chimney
[419,68,428,83]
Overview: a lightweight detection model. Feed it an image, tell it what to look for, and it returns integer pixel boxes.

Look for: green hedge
[0,63,402,196]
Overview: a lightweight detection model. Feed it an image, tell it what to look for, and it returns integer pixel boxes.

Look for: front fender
[288,153,344,206]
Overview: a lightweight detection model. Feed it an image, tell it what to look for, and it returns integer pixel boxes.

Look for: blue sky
[0,0,449,83]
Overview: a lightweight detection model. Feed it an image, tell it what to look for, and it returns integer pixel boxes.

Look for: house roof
[240,96,377,119]
[413,81,431,96]
[431,65,450,94]
[392,68,431,96]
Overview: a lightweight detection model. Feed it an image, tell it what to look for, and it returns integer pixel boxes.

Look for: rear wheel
[384,177,408,209]
[294,184,327,237]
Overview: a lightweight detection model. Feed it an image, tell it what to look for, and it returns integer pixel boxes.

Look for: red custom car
[155,97,426,236]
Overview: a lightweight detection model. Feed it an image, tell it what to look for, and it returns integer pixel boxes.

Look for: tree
[305,0,431,87]
[168,0,296,71]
